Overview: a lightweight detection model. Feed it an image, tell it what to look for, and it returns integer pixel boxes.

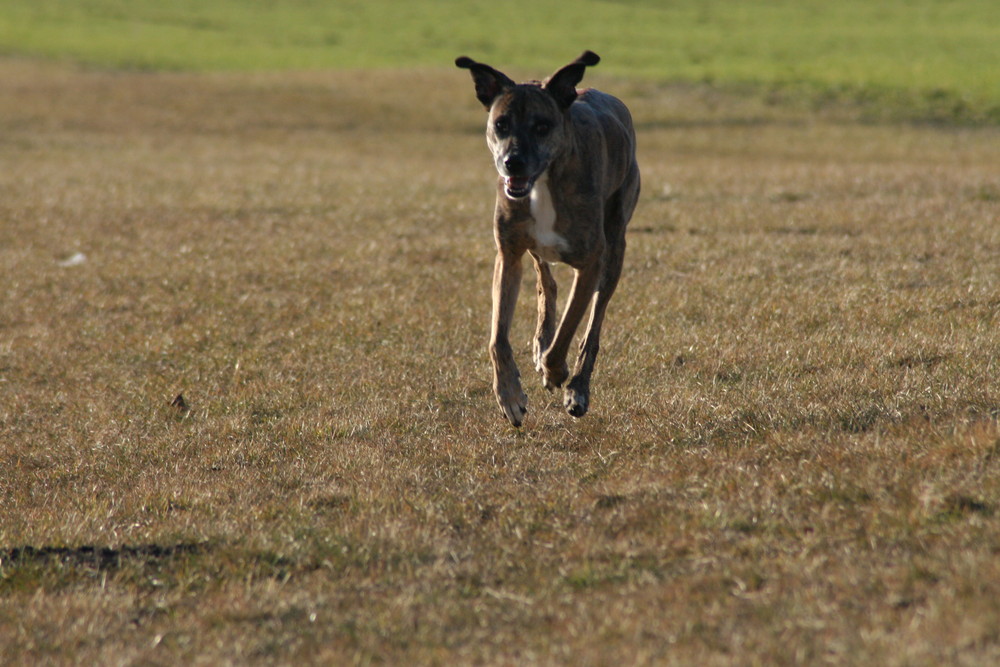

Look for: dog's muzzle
[503,175,536,199]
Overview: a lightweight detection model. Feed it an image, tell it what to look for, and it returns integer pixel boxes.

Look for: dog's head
[456,51,600,199]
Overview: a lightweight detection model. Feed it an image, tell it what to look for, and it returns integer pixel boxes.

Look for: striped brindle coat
[456,51,640,426]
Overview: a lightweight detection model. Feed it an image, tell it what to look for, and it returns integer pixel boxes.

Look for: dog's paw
[540,354,569,391]
[564,375,590,418]
[495,384,528,427]
[564,387,589,418]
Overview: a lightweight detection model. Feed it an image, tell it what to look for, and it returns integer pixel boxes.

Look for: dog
[456,51,640,427]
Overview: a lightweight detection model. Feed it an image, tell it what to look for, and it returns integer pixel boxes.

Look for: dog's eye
[534,121,552,136]
[494,117,510,135]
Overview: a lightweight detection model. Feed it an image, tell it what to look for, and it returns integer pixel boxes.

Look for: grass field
[1,0,999,122]
[2,2,1000,664]
[1,56,999,664]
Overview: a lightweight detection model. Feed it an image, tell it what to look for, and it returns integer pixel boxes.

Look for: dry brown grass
[2,59,999,665]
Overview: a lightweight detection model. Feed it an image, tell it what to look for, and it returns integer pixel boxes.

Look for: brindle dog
[456,51,640,427]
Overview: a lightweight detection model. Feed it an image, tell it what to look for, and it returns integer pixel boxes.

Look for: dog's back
[570,89,640,226]
[575,89,637,150]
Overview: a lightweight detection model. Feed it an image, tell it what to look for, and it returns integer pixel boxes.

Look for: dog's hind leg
[562,238,623,417]
[530,252,558,380]
[564,178,639,417]
[539,254,603,392]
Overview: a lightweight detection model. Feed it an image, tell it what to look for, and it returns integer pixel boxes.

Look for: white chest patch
[529,174,569,262]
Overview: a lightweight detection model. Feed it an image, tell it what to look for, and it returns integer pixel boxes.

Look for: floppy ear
[455,56,516,109]
[543,50,600,109]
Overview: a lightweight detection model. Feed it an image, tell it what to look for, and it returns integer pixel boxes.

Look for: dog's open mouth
[504,176,536,199]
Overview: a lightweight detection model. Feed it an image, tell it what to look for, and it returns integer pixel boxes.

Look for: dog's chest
[528,175,569,262]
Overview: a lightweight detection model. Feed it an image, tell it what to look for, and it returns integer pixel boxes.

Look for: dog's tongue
[506,176,532,192]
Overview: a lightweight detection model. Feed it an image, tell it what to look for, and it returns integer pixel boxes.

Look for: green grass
[1,0,999,121]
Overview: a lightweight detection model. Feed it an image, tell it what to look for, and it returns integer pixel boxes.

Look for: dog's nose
[503,154,527,175]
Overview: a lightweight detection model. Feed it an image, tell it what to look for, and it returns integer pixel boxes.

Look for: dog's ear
[543,50,600,109]
[456,56,516,109]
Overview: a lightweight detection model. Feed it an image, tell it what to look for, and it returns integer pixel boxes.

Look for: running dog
[456,51,640,427]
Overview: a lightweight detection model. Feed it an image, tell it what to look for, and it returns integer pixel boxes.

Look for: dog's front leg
[530,253,558,378]
[490,250,528,427]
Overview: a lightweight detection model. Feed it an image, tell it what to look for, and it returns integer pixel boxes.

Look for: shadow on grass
[1,542,208,571]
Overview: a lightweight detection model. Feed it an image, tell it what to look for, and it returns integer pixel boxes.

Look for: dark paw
[564,389,589,418]
[542,361,569,391]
